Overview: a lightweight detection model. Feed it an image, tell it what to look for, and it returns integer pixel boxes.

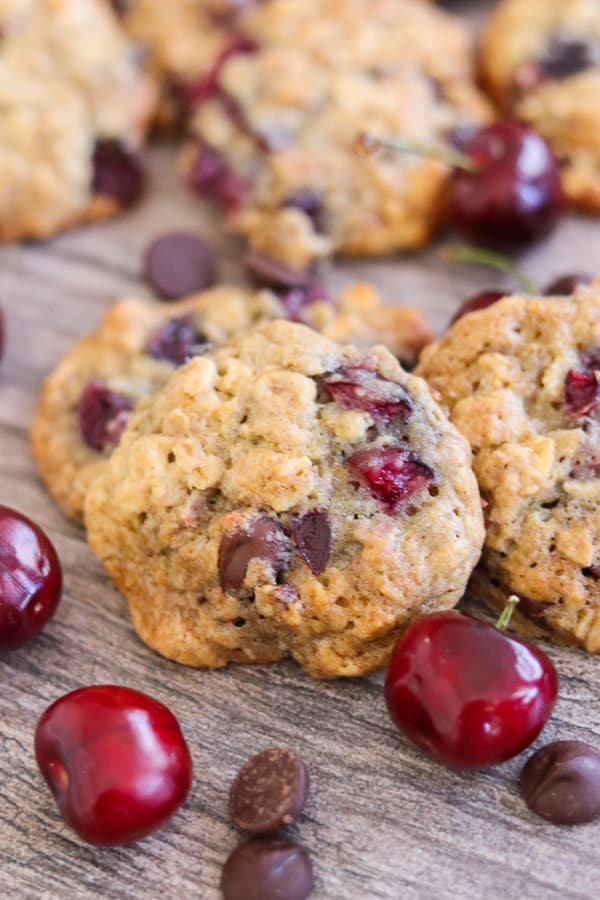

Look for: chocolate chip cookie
[0,0,156,241]
[32,284,431,522]
[84,320,484,678]
[481,0,600,211]
[180,0,491,271]
[417,283,600,651]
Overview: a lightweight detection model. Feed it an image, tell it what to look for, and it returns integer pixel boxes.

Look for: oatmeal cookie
[180,0,491,270]
[0,0,156,241]
[32,284,431,522]
[417,283,600,651]
[481,0,600,211]
[84,320,484,678]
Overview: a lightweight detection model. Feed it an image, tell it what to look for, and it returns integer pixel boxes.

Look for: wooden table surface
[3,11,600,898]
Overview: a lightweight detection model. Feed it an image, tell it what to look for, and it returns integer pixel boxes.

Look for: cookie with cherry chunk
[0,0,155,241]
[480,0,600,211]
[85,320,483,678]
[31,284,431,523]
[417,280,600,651]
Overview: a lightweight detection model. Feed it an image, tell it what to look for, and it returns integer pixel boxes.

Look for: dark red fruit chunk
[536,38,594,82]
[78,380,133,452]
[218,518,290,591]
[564,351,600,418]
[92,139,145,207]
[385,609,558,769]
[347,447,433,515]
[221,838,314,900]
[187,37,258,106]
[545,273,592,295]
[187,142,248,213]
[450,290,504,325]
[0,506,62,652]
[245,249,314,289]
[290,512,332,575]
[521,740,600,825]
[144,231,217,300]
[452,122,563,249]
[322,366,412,424]
[276,282,330,322]
[282,189,325,233]
[35,685,192,846]
[146,315,209,365]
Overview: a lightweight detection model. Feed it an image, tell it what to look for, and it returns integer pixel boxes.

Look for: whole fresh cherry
[450,290,505,325]
[451,122,564,249]
[0,506,62,651]
[545,273,592,295]
[35,685,193,846]
[385,599,558,768]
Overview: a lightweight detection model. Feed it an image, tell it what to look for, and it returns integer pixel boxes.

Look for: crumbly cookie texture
[180,0,491,269]
[85,320,483,678]
[0,0,156,240]
[31,283,432,523]
[417,284,600,651]
[480,0,600,211]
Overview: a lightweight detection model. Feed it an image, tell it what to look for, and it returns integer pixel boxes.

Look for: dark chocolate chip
[521,740,600,825]
[230,747,310,835]
[245,249,315,288]
[146,315,209,365]
[545,273,592,295]
[78,380,133,452]
[276,282,330,322]
[539,38,596,80]
[218,517,290,592]
[144,231,217,300]
[290,512,332,576]
[221,838,313,900]
[91,139,145,207]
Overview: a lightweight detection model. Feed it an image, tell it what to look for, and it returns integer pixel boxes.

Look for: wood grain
[3,17,600,897]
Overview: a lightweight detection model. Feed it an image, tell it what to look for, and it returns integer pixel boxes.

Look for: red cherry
[385,603,558,769]
[450,290,505,325]
[35,686,193,846]
[0,506,62,651]
[451,122,563,250]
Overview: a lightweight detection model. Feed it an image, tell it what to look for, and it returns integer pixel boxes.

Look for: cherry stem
[441,244,539,294]
[355,133,478,173]
[496,595,520,631]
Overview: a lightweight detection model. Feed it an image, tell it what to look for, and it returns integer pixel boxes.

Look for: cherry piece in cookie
[322,366,412,423]
[385,601,559,768]
[218,518,290,591]
[187,142,248,213]
[221,838,314,900]
[34,685,192,846]
[144,232,218,300]
[146,315,209,365]
[564,352,600,419]
[290,512,332,576]
[92,139,145,207]
[451,122,563,250]
[521,741,600,825]
[0,506,62,652]
[78,380,133,451]
[229,747,309,835]
[347,447,433,515]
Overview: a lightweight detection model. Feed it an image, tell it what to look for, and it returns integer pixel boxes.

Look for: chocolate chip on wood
[220,838,314,900]
[230,747,309,835]
[521,741,600,825]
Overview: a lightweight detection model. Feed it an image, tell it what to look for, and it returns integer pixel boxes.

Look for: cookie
[180,0,491,271]
[417,283,600,651]
[0,0,156,241]
[84,320,484,678]
[480,0,600,211]
[114,0,251,128]
[31,284,432,522]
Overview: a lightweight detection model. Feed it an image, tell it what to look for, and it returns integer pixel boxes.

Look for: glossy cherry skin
[385,610,558,769]
[452,122,563,250]
[450,290,504,325]
[35,686,193,846]
[0,506,62,651]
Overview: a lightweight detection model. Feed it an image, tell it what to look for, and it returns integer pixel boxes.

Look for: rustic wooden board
[3,13,600,897]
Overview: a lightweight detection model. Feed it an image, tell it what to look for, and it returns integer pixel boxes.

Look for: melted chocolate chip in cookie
[219,518,290,591]
[290,512,332,576]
